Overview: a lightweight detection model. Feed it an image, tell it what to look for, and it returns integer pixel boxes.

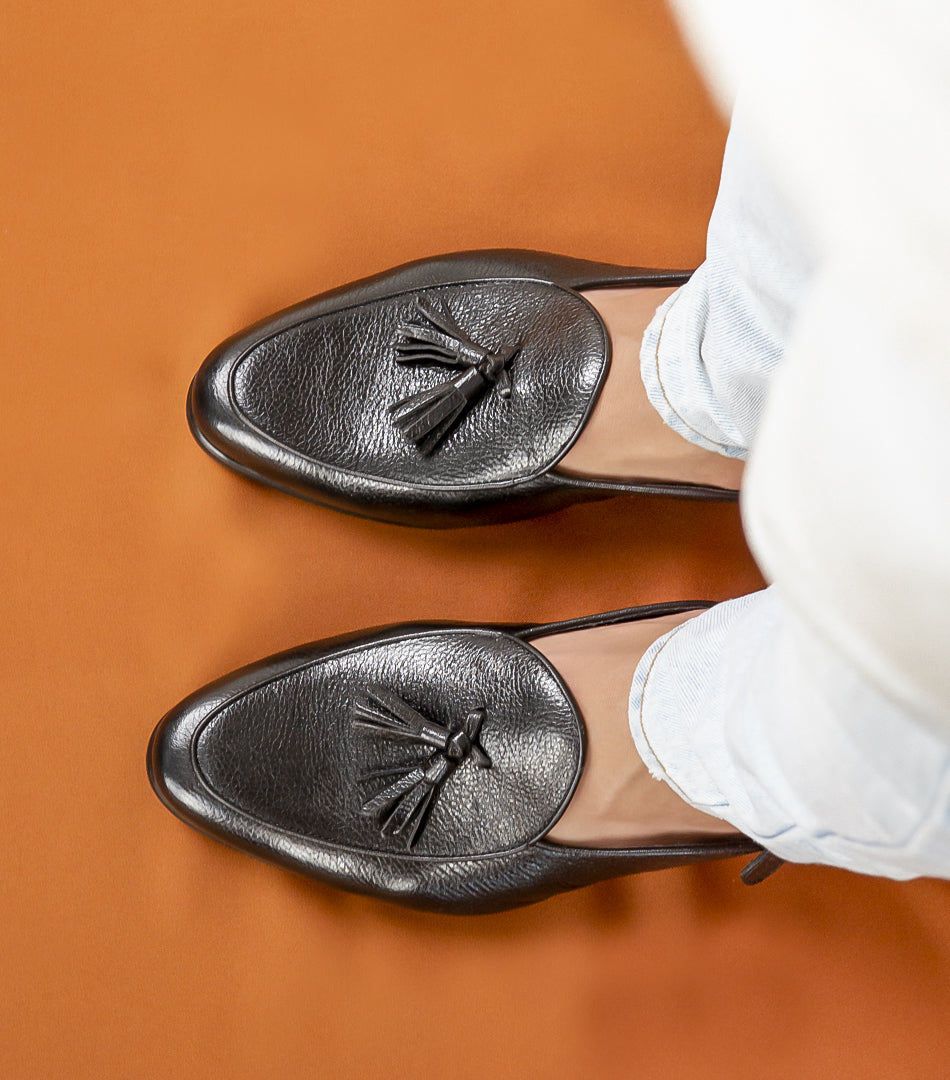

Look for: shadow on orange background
[2,1,948,1077]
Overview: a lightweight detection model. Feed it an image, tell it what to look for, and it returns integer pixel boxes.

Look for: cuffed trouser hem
[639,284,750,461]
[628,589,950,879]
[638,95,811,462]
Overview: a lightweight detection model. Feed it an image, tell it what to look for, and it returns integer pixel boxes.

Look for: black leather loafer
[148,602,779,914]
[188,250,738,527]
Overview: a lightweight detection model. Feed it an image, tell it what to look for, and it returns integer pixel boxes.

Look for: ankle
[554,286,745,490]
[533,614,742,847]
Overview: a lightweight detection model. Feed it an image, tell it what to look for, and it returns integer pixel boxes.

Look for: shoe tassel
[389,296,518,454]
[351,686,491,848]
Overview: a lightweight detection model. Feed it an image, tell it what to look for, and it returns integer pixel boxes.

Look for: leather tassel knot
[351,685,492,849]
[389,296,519,454]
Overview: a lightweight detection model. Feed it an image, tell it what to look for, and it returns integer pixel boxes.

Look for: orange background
[3,2,949,1077]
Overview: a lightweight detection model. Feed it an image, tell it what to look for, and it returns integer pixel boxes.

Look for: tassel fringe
[389,367,489,455]
[388,296,518,453]
[351,687,492,849]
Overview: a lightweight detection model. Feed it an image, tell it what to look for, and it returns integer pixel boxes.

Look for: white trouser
[628,41,950,879]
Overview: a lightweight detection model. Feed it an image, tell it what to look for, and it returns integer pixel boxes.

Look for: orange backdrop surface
[2,2,949,1078]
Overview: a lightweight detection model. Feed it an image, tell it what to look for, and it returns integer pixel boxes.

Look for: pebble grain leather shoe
[187,250,738,527]
[147,601,782,914]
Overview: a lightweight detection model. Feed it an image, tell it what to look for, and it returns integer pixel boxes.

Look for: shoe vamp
[230,281,605,487]
[193,630,582,858]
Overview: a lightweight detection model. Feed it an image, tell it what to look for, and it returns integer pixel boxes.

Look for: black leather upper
[148,604,764,914]
[231,280,606,489]
[194,629,583,858]
[187,250,727,526]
